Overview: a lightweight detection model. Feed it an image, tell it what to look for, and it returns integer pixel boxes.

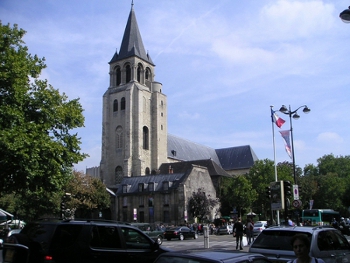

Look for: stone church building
[89,4,258,225]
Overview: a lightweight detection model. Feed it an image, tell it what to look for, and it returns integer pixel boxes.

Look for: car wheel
[156,236,163,245]
[194,233,198,239]
[179,234,184,240]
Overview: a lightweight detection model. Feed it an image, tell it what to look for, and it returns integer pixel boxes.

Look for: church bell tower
[100,4,168,188]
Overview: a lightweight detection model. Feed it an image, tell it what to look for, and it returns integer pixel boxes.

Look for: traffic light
[60,201,65,211]
[266,186,271,199]
[283,180,292,198]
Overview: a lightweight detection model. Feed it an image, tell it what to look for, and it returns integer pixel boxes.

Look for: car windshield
[254,223,263,227]
[251,230,312,250]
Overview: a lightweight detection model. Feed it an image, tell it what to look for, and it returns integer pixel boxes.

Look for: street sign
[292,199,302,208]
[293,185,299,200]
[292,200,299,208]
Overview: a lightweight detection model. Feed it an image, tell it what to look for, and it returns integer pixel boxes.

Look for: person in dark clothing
[233,217,244,250]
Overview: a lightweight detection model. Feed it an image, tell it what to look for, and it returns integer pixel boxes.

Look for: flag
[271,109,285,128]
[280,130,292,159]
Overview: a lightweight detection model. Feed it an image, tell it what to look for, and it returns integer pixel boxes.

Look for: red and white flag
[280,130,292,159]
[271,109,285,128]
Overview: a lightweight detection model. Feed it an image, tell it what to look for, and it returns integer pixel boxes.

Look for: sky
[1,0,350,173]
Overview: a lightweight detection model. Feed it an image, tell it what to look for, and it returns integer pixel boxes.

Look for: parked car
[216,226,229,235]
[227,225,233,234]
[253,222,267,236]
[130,222,164,245]
[154,248,272,263]
[2,218,171,263]
[249,225,350,263]
[164,226,198,241]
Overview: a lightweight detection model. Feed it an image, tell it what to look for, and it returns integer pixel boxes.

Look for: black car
[249,225,350,263]
[154,249,272,263]
[2,218,171,263]
[130,223,164,245]
[163,226,198,241]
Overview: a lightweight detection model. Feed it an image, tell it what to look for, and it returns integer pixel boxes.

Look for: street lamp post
[279,105,311,185]
[340,6,350,23]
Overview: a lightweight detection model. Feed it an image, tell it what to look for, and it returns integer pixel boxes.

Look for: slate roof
[110,5,154,65]
[167,134,220,164]
[116,172,188,195]
[159,159,231,178]
[216,145,258,170]
[167,134,258,171]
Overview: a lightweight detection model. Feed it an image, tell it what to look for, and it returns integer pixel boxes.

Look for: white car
[253,223,267,236]
[227,225,233,234]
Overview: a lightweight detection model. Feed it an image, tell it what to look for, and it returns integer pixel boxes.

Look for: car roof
[24,219,135,228]
[261,225,335,233]
[157,249,267,261]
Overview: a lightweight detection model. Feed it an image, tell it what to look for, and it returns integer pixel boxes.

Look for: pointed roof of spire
[110,4,154,65]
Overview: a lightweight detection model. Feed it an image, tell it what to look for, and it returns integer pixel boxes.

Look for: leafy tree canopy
[64,171,111,218]
[0,23,87,215]
[188,188,219,222]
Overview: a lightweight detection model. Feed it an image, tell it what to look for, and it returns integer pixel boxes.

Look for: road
[161,232,350,252]
[161,233,251,252]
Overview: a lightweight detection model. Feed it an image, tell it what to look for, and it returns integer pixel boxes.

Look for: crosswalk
[161,239,250,251]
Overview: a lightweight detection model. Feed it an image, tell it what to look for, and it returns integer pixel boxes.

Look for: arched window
[121,97,126,110]
[125,65,131,83]
[143,126,149,150]
[145,68,151,80]
[137,64,142,82]
[115,166,123,184]
[115,126,123,149]
[113,99,118,112]
[145,167,150,175]
[116,67,121,86]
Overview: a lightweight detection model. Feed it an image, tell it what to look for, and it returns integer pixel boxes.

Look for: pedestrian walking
[233,217,244,250]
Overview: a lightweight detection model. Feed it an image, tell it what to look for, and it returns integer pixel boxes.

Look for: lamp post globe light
[340,6,350,23]
[279,105,311,185]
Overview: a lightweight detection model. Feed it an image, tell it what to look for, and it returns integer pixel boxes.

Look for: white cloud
[317,132,344,144]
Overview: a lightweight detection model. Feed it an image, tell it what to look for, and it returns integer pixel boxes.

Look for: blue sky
[1,0,350,173]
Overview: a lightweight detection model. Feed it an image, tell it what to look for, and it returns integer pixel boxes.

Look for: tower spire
[109,3,154,65]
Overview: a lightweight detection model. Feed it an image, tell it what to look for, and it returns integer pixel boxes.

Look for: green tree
[188,188,219,222]
[65,171,111,218]
[0,23,87,219]
[221,175,257,218]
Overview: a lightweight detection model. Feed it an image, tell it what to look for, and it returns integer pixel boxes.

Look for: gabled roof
[167,134,221,164]
[110,5,154,65]
[116,172,187,195]
[158,159,231,178]
[167,134,258,171]
[216,145,258,170]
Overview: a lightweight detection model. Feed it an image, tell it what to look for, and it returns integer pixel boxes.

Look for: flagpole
[270,106,280,226]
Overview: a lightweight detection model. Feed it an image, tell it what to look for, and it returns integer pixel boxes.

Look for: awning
[106,187,116,196]
[246,212,256,216]
[0,209,14,218]
[0,210,6,221]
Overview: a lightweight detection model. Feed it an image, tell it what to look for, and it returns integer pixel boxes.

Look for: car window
[21,223,57,247]
[121,227,152,249]
[254,224,263,227]
[155,256,212,263]
[251,230,312,250]
[317,230,350,251]
[240,260,272,263]
[90,226,122,249]
[50,225,82,249]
